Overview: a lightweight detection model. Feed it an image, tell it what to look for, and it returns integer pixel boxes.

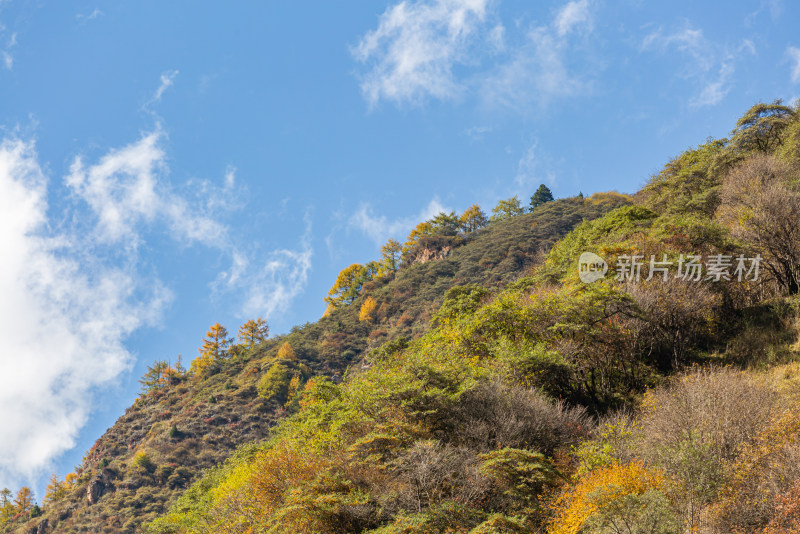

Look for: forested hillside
[134,100,800,534]
[5,99,800,534]
[0,187,627,533]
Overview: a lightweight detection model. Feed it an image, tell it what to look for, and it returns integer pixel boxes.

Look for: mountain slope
[5,194,629,533]
[138,100,800,534]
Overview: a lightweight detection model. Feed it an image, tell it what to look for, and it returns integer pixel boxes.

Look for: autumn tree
[276,341,297,361]
[191,323,233,378]
[139,360,173,394]
[378,238,402,276]
[490,196,525,222]
[548,462,672,534]
[530,184,554,211]
[14,487,33,513]
[359,296,378,323]
[324,263,376,307]
[44,473,66,505]
[238,318,269,349]
[200,323,232,359]
[459,204,488,232]
[0,489,11,523]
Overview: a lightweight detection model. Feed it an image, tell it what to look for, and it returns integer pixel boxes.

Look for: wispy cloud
[690,60,734,107]
[788,46,800,83]
[352,0,491,107]
[65,127,226,248]
[76,8,102,23]
[462,124,493,140]
[641,25,752,107]
[515,141,556,190]
[554,0,592,37]
[349,197,450,245]
[217,211,314,319]
[2,31,16,70]
[480,20,589,112]
[152,69,179,103]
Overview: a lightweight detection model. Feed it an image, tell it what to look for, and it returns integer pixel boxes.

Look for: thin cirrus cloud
[0,126,312,487]
[2,31,16,70]
[351,0,596,111]
[641,26,754,107]
[788,46,800,83]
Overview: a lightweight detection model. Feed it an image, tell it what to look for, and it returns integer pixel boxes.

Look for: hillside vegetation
[6,99,800,533]
[0,186,626,533]
[140,99,800,534]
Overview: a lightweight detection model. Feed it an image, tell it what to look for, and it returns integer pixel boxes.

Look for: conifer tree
[44,473,66,505]
[13,487,33,513]
[529,184,554,210]
[378,239,402,276]
[199,323,232,360]
[238,318,270,348]
[459,204,488,232]
[359,296,378,323]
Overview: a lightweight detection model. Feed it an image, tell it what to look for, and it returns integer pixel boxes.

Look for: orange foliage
[548,461,666,534]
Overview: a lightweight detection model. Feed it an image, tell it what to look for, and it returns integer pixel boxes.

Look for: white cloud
[788,46,800,83]
[462,124,493,140]
[481,25,585,111]
[554,0,591,37]
[515,141,556,190]
[77,8,102,21]
[220,213,314,320]
[224,165,236,189]
[349,197,450,245]
[2,32,16,70]
[641,26,750,108]
[152,69,179,103]
[352,0,491,106]
[352,0,596,111]
[65,128,226,247]
[690,60,734,107]
[0,128,316,487]
[0,138,170,486]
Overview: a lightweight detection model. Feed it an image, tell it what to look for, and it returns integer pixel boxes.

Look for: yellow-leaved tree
[44,473,66,505]
[191,323,233,378]
[359,296,378,323]
[13,487,33,514]
[276,341,297,361]
[548,462,677,534]
[238,318,269,349]
[459,204,488,232]
[377,239,402,277]
[324,263,376,308]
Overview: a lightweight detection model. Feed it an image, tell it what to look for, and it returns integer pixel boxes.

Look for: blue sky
[0,0,798,496]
